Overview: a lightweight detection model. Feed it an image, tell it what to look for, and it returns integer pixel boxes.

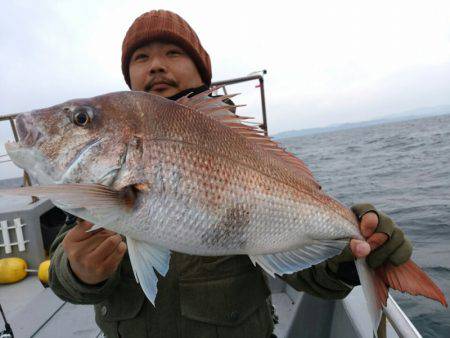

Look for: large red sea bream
[1,90,446,333]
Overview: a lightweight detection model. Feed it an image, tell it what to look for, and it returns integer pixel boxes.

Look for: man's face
[129,41,204,97]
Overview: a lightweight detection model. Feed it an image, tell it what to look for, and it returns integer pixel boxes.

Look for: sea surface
[280,114,450,337]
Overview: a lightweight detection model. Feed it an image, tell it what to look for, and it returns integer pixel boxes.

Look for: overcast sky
[1,0,450,179]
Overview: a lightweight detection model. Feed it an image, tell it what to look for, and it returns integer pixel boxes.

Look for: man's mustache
[145,77,178,91]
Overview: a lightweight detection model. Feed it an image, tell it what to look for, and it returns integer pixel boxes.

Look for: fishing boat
[0,73,422,338]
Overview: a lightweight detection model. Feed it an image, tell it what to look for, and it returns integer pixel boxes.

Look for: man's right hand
[62,220,127,285]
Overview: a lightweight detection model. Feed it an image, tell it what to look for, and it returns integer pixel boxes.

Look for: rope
[0,302,14,338]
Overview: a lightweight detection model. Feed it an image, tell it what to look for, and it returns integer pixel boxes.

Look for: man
[49,10,412,338]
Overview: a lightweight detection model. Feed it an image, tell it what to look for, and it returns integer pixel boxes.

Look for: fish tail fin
[356,258,448,336]
[355,258,384,336]
[375,259,447,307]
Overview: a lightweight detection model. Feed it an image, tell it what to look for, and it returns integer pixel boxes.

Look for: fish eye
[71,106,93,127]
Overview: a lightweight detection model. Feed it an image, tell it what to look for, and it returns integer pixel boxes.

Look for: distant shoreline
[273,111,450,140]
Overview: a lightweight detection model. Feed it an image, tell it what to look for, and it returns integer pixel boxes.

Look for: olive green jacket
[49,223,353,338]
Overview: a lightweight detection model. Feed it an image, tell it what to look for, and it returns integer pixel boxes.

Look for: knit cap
[122,10,212,87]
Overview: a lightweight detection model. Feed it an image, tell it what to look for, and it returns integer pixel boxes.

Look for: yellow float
[37,259,50,284]
[0,258,50,284]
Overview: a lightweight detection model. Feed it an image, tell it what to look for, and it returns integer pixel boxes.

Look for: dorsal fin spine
[178,88,321,189]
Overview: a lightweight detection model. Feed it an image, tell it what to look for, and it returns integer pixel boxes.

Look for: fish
[1,89,446,333]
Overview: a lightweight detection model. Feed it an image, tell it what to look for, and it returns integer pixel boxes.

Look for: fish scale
[114,138,360,256]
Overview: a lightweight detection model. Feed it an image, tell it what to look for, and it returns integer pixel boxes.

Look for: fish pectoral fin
[0,183,136,211]
[249,239,348,278]
[126,237,171,305]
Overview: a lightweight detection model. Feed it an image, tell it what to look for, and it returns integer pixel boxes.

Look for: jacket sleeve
[48,219,122,304]
[280,261,355,300]
[280,244,362,300]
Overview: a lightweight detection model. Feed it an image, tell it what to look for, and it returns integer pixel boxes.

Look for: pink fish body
[2,90,446,331]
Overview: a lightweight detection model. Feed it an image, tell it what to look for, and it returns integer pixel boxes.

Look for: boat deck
[1,277,100,337]
[1,275,401,338]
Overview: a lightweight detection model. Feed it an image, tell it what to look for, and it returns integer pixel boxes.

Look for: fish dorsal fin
[177,88,319,187]
[176,87,243,118]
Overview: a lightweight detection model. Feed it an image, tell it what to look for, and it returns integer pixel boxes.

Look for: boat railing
[212,70,268,135]
[0,114,35,197]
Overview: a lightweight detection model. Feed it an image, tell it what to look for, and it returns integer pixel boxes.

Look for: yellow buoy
[0,257,28,284]
[38,259,50,284]
[0,258,51,284]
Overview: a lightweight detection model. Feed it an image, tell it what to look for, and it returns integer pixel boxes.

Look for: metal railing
[212,71,268,135]
[0,113,33,191]
[385,295,422,338]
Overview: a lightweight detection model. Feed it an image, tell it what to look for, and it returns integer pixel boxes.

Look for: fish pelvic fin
[249,239,348,278]
[126,237,171,305]
[375,259,447,307]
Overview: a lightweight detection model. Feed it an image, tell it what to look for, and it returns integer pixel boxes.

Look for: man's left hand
[349,203,412,268]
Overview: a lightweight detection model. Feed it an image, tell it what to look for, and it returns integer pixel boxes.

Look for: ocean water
[280,114,450,337]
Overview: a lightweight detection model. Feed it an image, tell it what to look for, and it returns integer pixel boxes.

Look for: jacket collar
[167,85,209,101]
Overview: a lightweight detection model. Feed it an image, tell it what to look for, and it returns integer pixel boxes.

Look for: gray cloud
[1,1,450,178]
[267,62,450,133]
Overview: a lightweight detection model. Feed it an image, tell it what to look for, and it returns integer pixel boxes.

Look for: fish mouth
[14,113,42,147]
[5,143,56,185]
[5,140,20,152]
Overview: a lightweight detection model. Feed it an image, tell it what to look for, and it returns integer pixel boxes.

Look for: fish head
[5,91,150,186]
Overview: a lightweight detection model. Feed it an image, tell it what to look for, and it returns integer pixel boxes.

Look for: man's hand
[62,220,127,285]
[349,203,412,268]
[349,211,383,258]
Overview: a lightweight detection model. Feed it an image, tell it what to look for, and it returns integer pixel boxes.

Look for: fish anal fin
[376,259,447,307]
[249,239,348,278]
